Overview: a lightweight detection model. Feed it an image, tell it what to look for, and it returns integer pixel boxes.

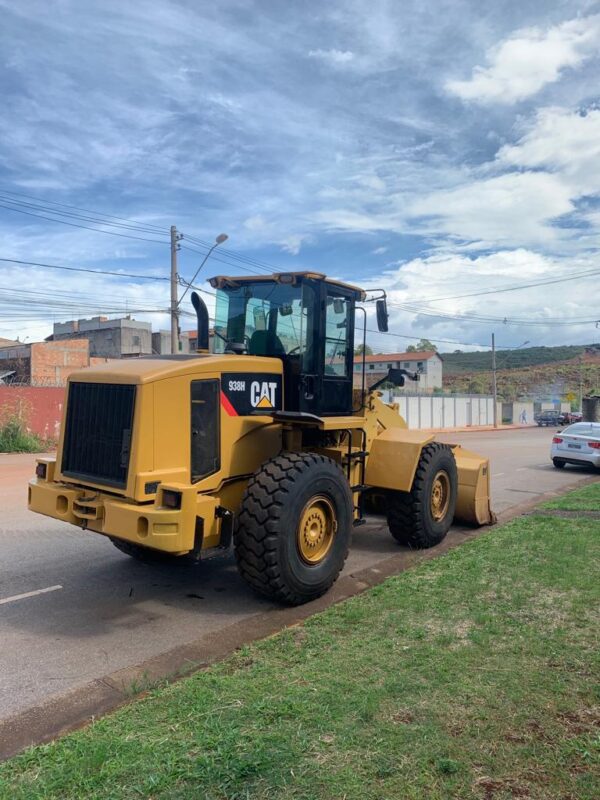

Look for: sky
[0,0,599,353]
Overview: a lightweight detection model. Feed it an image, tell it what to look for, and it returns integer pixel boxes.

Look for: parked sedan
[536,410,562,426]
[551,422,600,469]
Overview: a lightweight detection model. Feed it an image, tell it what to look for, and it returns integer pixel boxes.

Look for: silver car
[551,422,600,470]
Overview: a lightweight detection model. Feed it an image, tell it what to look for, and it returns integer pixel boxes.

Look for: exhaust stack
[191,291,209,352]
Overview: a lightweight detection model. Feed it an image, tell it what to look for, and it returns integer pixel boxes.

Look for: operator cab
[208,272,366,416]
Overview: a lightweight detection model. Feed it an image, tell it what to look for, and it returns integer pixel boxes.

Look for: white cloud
[446,15,600,104]
[366,249,600,351]
[279,234,311,256]
[243,215,268,232]
[308,48,354,66]
[410,172,573,246]
[497,106,600,194]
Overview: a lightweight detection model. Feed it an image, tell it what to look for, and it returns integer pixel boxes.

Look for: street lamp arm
[178,234,228,306]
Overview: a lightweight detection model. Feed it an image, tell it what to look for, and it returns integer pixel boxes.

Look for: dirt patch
[474,776,531,798]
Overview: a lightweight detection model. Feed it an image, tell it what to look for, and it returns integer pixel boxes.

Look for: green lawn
[541,481,600,511]
[1,488,599,800]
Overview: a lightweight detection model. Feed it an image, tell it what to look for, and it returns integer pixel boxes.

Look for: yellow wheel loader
[29,272,495,605]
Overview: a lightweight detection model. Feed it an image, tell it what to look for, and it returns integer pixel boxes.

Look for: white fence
[382,393,496,430]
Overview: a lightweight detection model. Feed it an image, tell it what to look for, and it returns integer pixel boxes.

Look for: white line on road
[0,585,63,606]
[493,472,505,477]
[516,467,528,471]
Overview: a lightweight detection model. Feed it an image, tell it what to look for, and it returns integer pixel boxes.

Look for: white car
[551,422,600,470]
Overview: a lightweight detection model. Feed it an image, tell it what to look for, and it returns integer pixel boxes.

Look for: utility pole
[170,225,181,354]
[579,355,584,413]
[492,332,498,428]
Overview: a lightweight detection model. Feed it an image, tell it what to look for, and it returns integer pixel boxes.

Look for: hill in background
[439,344,600,401]
[441,344,597,375]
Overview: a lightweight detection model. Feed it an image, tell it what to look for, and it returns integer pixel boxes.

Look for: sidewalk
[421,423,535,435]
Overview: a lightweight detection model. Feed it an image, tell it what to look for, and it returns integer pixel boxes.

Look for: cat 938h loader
[29,271,495,605]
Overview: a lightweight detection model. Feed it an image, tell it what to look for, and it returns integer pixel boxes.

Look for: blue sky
[1,0,599,352]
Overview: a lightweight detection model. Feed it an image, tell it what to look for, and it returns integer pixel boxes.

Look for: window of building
[369,364,374,370]
[404,361,410,367]
[387,363,392,369]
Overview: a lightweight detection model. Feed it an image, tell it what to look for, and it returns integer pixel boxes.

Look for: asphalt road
[0,427,596,721]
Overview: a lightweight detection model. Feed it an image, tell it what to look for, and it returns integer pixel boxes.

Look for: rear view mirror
[333,298,345,314]
[376,298,389,332]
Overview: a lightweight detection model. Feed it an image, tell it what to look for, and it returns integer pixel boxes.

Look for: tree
[354,344,373,356]
[407,338,437,353]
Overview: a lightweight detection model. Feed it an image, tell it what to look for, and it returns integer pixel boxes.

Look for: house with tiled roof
[353,350,443,392]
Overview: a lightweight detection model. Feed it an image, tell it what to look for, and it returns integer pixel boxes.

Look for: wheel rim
[297,495,337,564]
[430,471,451,522]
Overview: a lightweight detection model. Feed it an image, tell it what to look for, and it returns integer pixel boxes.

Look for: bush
[0,415,45,453]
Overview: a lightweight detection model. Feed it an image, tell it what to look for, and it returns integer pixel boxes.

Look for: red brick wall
[0,386,65,441]
[30,340,89,386]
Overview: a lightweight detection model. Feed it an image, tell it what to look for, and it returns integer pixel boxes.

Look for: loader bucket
[451,446,497,526]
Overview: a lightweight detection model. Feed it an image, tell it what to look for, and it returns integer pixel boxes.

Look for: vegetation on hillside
[443,356,600,401]
[442,344,594,375]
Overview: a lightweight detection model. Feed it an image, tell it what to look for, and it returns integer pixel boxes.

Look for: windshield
[214,281,317,363]
[564,422,600,435]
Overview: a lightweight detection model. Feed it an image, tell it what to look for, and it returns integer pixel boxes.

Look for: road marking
[493,472,505,477]
[0,585,63,606]
[516,467,528,471]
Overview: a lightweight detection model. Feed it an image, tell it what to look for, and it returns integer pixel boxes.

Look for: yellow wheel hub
[297,496,337,565]
[430,471,451,522]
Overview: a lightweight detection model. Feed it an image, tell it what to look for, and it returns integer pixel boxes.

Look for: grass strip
[541,481,600,511]
[1,493,599,799]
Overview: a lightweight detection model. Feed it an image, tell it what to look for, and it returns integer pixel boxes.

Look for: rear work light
[552,437,563,444]
[162,489,182,510]
[35,462,47,479]
[588,442,600,450]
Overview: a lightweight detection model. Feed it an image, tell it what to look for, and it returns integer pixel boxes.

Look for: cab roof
[208,272,366,300]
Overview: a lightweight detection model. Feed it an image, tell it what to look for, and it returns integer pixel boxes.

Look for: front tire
[552,458,566,469]
[387,443,457,549]
[235,453,353,605]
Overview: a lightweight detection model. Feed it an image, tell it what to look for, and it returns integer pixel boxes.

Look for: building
[152,331,191,355]
[51,316,152,358]
[353,351,443,392]
[0,339,111,386]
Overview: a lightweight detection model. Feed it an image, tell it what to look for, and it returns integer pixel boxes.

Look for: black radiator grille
[61,382,136,488]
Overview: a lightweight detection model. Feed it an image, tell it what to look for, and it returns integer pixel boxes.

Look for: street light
[170,231,228,353]
[179,233,228,305]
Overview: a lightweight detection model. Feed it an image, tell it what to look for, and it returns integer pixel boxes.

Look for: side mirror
[376,298,389,332]
[333,298,345,314]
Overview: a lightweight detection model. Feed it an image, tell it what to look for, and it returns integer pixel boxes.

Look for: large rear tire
[552,458,566,469]
[387,443,457,549]
[235,453,353,605]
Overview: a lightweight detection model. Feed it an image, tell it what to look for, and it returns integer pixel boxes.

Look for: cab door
[319,287,355,415]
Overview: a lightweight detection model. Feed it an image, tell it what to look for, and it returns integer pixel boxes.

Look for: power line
[371,264,600,305]
[387,300,600,328]
[0,189,167,233]
[0,202,169,244]
[0,257,168,281]
[0,194,168,236]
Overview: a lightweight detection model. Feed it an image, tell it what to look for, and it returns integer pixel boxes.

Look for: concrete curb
[0,473,597,762]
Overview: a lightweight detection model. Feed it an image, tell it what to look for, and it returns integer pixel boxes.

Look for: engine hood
[66,353,282,385]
